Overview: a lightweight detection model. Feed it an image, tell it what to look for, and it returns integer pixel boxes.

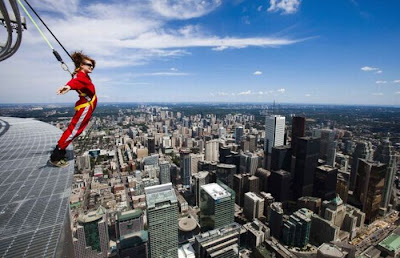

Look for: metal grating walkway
[0,117,74,258]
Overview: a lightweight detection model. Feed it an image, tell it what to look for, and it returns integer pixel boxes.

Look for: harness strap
[75,94,96,111]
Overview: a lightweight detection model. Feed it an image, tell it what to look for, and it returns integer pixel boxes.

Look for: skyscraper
[180,149,192,189]
[319,129,337,167]
[233,173,260,206]
[244,192,265,220]
[271,145,292,172]
[354,159,387,223]
[240,151,259,175]
[291,116,306,157]
[293,137,320,200]
[235,126,244,144]
[74,206,109,258]
[269,169,292,202]
[216,163,236,189]
[159,160,171,184]
[265,115,285,154]
[269,202,284,239]
[205,139,219,162]
[313,165,338,201]
[199,183,235,231]
[282,208,312,247]
[190,153,204,175]
[350,141,373,191]
[148,137,156,154]
[145,183,178,258]
[374,138,399,213]
[194,171,209,207]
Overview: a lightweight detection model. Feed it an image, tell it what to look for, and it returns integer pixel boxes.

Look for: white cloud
[170,67,178,71]
[253,71,262,75]
[305,94,311,97]
[258,91,264,95]
[277,88,285,93]
[217,92,229,96]
[238,90,252,95]
[395,92,400,95]
[12,1,303,69]
[361,66,379,71]
[268,0,301,14]
[134,72,190,77]
[376,70,383,74]
[376,80,387,84]
[372,93,384,96]
[257,5,263,11]
[393,80,400,84]
[151,0,222,19]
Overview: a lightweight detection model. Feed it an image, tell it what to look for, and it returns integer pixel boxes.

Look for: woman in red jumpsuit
[50,51,97,167]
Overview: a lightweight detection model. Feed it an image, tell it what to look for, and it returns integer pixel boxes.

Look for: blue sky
[1,0,400,105]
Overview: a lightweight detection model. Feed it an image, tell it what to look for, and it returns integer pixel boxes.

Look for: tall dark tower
[291,116,306,157]
[271,145,292,172]
[354,159,387,223]
[293,137,320,200]
[313,165,338,201]
[147,137,155,154]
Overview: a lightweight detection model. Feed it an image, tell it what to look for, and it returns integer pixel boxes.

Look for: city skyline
[1,0,400,105]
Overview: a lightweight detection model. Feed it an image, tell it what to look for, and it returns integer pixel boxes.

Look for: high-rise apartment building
[199,183,235,231]
[265,115,285,154]
[145,183,178,258]
[159,161,171,184]
[180,149,192,189]
[205,139,219,162]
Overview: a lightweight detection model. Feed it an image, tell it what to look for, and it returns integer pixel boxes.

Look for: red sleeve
[66,72,90,91]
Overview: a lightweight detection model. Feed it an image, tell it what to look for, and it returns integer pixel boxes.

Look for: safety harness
[75,90,96,111]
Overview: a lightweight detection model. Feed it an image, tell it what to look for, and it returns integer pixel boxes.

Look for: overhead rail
[0,0,25,61]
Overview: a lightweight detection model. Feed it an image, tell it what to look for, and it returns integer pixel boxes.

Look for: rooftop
[379,233,400,252]
[0,117,74,257]
[145,183,177,209]
[201,183,231,200]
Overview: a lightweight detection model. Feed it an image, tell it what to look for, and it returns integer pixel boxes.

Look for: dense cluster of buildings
[67,105,400,257]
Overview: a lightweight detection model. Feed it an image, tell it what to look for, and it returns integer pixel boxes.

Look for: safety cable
[16,0,73,76]
[23,0,73,61]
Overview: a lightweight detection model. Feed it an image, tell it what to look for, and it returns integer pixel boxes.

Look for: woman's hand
[57,85,71,95]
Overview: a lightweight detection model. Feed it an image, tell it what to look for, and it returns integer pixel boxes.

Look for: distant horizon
[0,101,399,108]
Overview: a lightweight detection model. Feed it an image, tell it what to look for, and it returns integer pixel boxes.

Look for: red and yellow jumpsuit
[57,71,97,150]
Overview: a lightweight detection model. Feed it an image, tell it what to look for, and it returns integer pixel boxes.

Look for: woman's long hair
[71,51,96,75]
